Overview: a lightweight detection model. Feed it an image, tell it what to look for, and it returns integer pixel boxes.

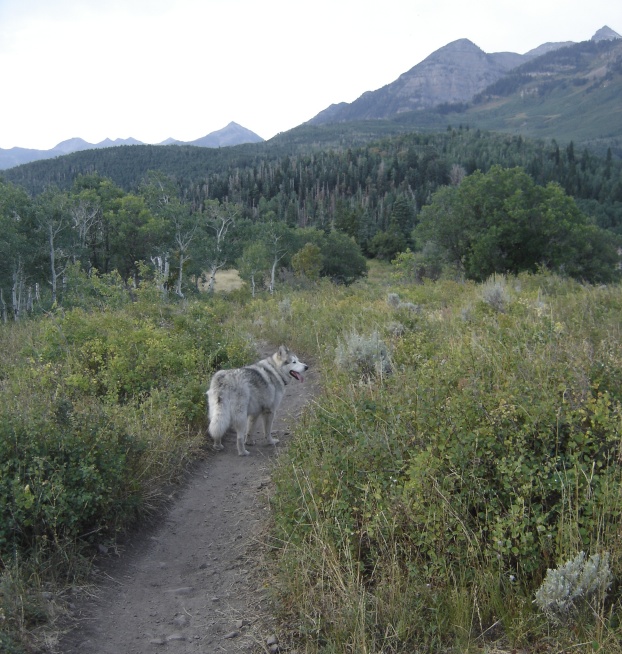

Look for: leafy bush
[415,165,621,282]
[291,242,323,280]
[0,404,144,553]
[0,292,254,562]
[269,269,622,652]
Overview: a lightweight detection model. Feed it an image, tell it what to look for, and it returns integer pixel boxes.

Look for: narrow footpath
[57,346,318,654]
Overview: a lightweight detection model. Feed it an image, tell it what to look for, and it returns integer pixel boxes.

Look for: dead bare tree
[266,223,289,295]
[173,216,198,298]
[36,189,70,305]
[204,203,237,294]
[69,198,101,266]
[0,288,6,324]
[47,219,68,304]
[150,255,170,296]
[11,259,25,320]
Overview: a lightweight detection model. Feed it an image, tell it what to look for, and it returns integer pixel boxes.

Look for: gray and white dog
[207,345,308,456]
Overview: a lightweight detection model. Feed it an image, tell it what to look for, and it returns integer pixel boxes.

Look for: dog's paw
[268,437,280,446]
[239,449,251,456]
[213,444,224,451]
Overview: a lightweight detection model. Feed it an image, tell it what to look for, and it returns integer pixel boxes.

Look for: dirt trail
[58,345,318,654]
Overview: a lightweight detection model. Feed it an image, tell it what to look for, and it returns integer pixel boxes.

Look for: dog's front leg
[262,412,279,446]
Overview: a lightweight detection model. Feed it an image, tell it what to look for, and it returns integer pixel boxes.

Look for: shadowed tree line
[1,128,621,320]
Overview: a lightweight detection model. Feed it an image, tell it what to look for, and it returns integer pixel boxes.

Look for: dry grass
[197,269,245,293]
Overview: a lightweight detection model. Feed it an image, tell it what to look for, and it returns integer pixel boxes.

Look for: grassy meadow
[1,262,622,652]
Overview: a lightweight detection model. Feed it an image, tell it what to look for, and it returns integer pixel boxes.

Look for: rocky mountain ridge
[308,26,620,125]
[2,26,620,171]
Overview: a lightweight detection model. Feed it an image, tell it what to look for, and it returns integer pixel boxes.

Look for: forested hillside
[1,127,621,324]
[4,128,622,236]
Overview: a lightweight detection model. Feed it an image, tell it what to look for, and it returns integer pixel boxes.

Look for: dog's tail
[207,386,230,441]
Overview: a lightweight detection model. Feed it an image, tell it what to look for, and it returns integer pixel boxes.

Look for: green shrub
[0,403,144,553]
[269,269,622,652]
[0,295,255,563]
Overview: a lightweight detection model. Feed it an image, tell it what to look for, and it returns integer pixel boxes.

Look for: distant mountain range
[0,122,264,170]
[308,26,620,125]
[1,26,620,172]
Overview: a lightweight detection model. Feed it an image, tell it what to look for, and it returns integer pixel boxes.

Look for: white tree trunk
[269,258,278,295]
[49,223,58,303]
[207,264,218,294]
[175,253,190,297]
[0,289,7,324]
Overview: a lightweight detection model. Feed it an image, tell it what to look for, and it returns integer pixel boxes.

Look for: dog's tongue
[290,371,304,382]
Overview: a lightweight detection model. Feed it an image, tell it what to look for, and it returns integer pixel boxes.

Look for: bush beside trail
[0,281,254,651]
[267,269,622,653]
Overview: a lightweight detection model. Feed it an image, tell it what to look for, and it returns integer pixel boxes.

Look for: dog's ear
[277,345,289,359]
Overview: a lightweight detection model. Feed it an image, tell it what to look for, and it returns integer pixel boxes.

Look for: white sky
[0,0,619,150]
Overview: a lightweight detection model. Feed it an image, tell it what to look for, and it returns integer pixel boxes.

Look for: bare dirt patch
[56,344,318,654]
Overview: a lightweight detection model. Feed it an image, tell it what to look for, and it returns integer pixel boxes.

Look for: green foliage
[391,245,448,282]
[0,403,144,552]
[0,289,254,562]
[367,227,408,260]
[320,231,368,284]
[237,241,271,294]
[291,242,323,280]
[266,268,622,652]
[62,263,131,310]
[415,165,621,282]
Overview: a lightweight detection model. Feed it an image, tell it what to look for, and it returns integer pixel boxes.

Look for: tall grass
[258,268,622,652]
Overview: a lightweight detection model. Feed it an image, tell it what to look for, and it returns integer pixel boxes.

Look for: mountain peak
[188,122,264,148]
[0,123,264,170]
[52,137,90,154]
[592,26,622,42]
[309,37,512,125]
[424,38,486,64]
[441,38,482,52]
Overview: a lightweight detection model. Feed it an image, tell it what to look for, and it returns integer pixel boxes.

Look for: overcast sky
[0,0,619,150]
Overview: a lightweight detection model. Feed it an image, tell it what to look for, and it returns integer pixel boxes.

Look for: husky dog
[207,346,308,456]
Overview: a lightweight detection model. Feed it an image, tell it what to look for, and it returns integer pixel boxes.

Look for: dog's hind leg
[245,414,260,446]
[236,428,251,455]
[232,418,251,456]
